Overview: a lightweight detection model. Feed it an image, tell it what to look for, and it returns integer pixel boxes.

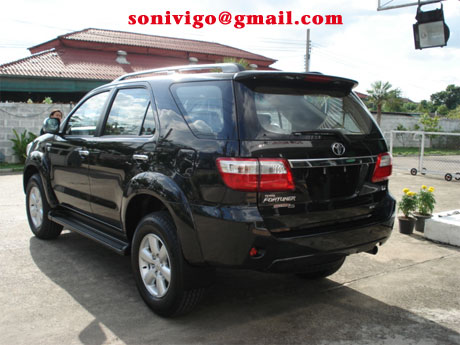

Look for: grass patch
[393,147,460,156]
[0,162,24,171]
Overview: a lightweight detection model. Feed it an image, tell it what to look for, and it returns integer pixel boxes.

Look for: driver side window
[65,92,109,136]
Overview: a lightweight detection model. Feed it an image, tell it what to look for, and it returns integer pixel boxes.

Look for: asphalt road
[1,172,459,345]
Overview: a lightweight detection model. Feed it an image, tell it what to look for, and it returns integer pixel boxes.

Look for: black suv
[24,63,395,316]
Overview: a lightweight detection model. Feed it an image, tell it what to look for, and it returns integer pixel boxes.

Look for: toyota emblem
[331,142,346,156]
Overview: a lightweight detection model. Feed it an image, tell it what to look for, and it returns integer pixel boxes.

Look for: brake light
[372,153,392,182]
[304,75,333,83]
[216,158,295,192]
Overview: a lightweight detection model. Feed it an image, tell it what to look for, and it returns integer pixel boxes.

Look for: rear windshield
[235,81,379,140]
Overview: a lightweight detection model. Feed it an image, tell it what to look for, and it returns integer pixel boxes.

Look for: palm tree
[367,81,394,125]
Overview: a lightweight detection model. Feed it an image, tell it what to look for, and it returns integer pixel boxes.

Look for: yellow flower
[428,187,435,193]
[409,192,416,197]
[421,185,427,190]
[403,188,409,194]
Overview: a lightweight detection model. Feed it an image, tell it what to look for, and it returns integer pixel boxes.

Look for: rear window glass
[170,81,236,139]
[235,81,378,140]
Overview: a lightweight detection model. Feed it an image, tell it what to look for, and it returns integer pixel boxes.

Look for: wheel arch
[122,172,204,264]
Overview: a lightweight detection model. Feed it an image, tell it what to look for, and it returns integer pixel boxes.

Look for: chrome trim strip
[288,156,377,169]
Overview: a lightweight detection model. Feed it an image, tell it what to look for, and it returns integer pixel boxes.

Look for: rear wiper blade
[291,129,351,144]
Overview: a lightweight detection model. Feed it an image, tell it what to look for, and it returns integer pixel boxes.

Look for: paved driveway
[0,172,459,345]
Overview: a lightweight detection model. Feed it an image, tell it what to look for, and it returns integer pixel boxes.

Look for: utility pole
[305,29,311,72]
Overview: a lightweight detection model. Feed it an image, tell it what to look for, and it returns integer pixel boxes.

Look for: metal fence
[385,130,460,181]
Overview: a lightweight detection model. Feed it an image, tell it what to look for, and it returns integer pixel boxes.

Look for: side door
[48,91,111,214]
[86,86,158,229]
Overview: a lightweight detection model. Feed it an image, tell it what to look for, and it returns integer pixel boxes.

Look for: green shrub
[10,129,37,163]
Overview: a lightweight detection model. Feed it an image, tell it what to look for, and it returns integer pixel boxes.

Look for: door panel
[49,136,92,213]
[87,87,157,228]
[49,91,111,214]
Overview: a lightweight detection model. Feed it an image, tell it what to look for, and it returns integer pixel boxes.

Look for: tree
[367,81,398,125]
[382,89,403,112]
[436,104,449,116]
[417,100,435,113]
[430,84,460,110]
[419,113,441,147]
[447,105,460,119]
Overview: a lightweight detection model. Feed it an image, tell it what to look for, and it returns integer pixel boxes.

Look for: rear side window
[235,81,379,140]
[170,81,236,139]
[104,88,154,136]
[65,92,109,136]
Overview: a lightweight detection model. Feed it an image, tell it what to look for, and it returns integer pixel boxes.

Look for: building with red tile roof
[0,28,276,102]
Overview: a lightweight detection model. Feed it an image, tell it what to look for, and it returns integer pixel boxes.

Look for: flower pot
[398,216,416,234]
[414,213,432,233]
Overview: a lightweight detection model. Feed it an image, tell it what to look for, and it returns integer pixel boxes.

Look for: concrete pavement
[0,172,459,345]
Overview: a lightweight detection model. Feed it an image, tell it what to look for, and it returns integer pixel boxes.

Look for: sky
[1,0,459,102]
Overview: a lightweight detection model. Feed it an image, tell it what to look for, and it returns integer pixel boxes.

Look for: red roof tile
[30,28,276,63]
[0,48,215,80]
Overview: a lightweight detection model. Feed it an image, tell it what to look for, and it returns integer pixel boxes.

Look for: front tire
[131,211,204,317]
[26,174,63,239]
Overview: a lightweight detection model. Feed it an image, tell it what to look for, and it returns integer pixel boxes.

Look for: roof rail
[114,63,246,82]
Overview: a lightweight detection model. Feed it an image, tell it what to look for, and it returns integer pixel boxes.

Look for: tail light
[372,152,392,182]
[216,158,295,192]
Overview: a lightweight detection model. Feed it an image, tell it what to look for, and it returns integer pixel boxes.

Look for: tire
[445,173,453,182]
[296,256,346,280]
[410,168,417,176]
[131,211,205,317]
[26,174,63,239]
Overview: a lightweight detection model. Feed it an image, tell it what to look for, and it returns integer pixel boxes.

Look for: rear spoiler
[234,71,358,96]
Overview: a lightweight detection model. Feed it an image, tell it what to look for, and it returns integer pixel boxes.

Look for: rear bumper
[191,194,395,272]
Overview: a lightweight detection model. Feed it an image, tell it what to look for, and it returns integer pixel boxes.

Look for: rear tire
[26,174,63,239]
[131,211,205,317]
[296,257,346,279]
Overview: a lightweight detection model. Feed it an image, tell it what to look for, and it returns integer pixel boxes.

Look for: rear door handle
[133,154,148,161]
[78,150,90,157]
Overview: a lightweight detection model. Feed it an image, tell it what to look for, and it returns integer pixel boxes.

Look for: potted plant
[398,188,417,234]
[414,185,436,232]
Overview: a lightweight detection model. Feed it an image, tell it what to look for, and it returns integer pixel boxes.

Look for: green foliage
[367,81,394,124]
[10,129,37,164]
[417,100,435,113]
[222,57,251,69]
[447,105,460,119]
[398,188,417,218]
[402,102,418,113]
[436,104,449,116]
[417,186,436,215]
[382,89,403,112]
[419,113,441,133]
[42,97,53,104]
[431,84,460,110]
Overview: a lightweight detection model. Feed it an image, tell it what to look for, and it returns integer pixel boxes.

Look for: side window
[171,81,236,139]
[104,88,153,136]
[65,92,109,135]
[140,106,156,136]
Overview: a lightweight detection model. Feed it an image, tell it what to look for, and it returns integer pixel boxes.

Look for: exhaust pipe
[366,246,379,255]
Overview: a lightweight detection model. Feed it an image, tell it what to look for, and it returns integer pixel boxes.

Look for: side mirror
[42,118,60,134]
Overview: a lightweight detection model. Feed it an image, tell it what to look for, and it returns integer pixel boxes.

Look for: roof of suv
[90,63,359,93]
